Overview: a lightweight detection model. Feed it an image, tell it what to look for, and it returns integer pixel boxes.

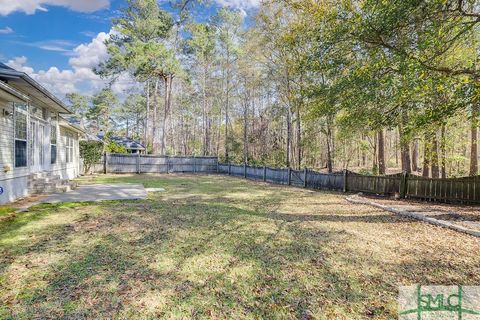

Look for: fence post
[400,171,408,199]
[304,167,308,188]
[103,152,107,174]
[343,169,348,193]
[193,156,196,174]
[263,166,267,182]
[216,158,219,173]
[244,162,247,179]
[287,167,291,185]
[228,163,231,175]
[136,152,140,174]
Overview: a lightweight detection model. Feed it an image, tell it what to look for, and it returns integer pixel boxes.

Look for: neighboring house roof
[97,133,146,150]
[59,114,86,134]
[0,62,71,114]
[83,132,103,142]
[111,136,146,150]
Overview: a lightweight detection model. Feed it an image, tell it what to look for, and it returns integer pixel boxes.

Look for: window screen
[14,105,28,168]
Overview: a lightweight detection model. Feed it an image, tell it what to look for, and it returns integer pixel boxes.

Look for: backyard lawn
[0,174,479,319]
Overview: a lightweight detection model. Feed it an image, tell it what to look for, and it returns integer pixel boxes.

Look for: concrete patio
[40,184,148,204]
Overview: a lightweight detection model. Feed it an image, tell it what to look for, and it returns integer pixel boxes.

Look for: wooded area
[69,0,480,178]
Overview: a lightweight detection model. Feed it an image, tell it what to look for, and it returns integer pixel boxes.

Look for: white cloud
[13,39,77,53]
[0,26,13,34]
[0,0,110,16]
[6,30,139,99]
[214,0,260,10]
[36,40,76,52]
[6,56,35,74]
[69,32,109,69]
[80,31,97,38]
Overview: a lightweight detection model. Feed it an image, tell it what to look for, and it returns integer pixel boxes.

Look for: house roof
[0,80,29,102]
[97,133,146,150]
[59,114,86,134]
[0,62,72,114]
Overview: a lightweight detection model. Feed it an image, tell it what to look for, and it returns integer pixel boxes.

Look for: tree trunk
[295,104,301,170]
[224,58,230,162]
[422,133,430,177]
[152,79,160,154]
[362,134,366,167]
[399,111,411,173]
[144,80,150,149]
[202,64,208,156]
[161,75,173,155]
[326,117,334,173]
[431,131,440,178]
[285,68,292,167]
[440,125,447,178]
[470,105,478,176]
[377,130,385,175]
[411,139,418,172]
[395,131,399,167]
[243,84,249,163]
[286,106,291,167]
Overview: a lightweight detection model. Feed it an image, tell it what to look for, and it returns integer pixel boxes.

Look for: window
[51,124,57,164]
[65,133,74,163]
[14,103,28,168]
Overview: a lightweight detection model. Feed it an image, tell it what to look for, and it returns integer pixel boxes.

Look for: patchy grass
[0,207,15,218]
[0,174,479,319]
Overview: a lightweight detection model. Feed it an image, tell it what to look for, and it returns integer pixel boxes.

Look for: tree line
[68,0,480,178]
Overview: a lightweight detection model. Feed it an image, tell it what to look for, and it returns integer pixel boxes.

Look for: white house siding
[50,126,80,181]
[0,97,81,205]
[0,98,30,203]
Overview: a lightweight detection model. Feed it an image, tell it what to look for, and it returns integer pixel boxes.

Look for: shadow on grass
[1,198,383,319]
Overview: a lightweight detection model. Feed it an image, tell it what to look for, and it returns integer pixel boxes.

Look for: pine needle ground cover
[0,174,478,319]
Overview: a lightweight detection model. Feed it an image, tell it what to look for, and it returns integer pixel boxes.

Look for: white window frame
[13,102,29,168]
[50,123,57,164]
[65,132,74,164]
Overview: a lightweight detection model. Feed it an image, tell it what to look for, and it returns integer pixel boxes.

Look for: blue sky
[0,0,258,99]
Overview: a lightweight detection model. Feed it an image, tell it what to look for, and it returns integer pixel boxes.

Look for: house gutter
[0,81,30,102]
[0,68,72,114]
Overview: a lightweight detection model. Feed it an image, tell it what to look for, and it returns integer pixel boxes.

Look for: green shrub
[79,141,104,174]
[104,132,128,154]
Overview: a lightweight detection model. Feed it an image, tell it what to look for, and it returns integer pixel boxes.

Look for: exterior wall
[0,98,30,203]
[0,96,81,205]
[50,126,80,181]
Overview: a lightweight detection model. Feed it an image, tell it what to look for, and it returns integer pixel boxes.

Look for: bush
[105,141,128,154]
[104,132,128,154]
[80,141,104,174]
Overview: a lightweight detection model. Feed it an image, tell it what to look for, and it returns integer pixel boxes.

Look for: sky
[0,0,259,100]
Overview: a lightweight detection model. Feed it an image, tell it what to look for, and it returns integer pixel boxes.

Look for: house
[0,63,84,204]
[97,132,146,154]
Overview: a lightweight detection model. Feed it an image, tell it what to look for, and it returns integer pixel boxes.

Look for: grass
[0,207,15,218]
[0,174,479,319]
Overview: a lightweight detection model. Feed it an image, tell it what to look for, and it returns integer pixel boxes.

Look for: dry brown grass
[0,174,478,319]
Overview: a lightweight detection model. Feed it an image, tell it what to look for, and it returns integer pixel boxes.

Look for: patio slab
[40,184,148,204]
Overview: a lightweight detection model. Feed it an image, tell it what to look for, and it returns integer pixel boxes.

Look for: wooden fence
[90,155,480,204]
[96,153,218,174]
[218,163,480,204]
